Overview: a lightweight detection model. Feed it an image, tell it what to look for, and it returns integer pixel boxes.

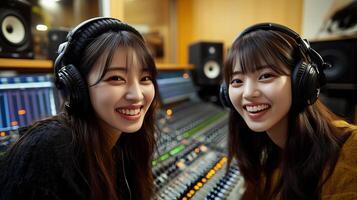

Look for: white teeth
[246,104,270,113]
[116,108,141,115]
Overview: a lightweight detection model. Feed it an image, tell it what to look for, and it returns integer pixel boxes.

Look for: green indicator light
[170,144,185,156]
[183,112,226,138]
[159,153,170,161]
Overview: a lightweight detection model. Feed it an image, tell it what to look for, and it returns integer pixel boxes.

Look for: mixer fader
[153,70,244,199]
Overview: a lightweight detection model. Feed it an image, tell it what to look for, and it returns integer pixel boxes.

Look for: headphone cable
[121,150,132,200]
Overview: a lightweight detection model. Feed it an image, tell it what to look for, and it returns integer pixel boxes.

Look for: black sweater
[0,120,89,200]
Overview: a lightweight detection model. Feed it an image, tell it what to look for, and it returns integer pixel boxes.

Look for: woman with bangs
[220,23,357,200]
[0,17,159,200]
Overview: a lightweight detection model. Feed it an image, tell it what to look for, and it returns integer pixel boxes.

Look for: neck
[98,119,122,150]
[107,131,122,150]
[266,116,288,149]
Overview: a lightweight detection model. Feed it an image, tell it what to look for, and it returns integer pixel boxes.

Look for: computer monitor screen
[157,70,197,105]
[0,74,58,152]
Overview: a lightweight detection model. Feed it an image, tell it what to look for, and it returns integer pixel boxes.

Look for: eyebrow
[232,65,273,75]
[107,66,150,73]
[107,66,127,72]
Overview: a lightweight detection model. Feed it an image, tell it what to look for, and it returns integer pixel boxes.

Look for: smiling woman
[88,45,156,141]
[0,17,159,200]
[220,23,357,200]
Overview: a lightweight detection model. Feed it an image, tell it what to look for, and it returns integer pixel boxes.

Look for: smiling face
[87,47,155,136]
[228,63,292,134]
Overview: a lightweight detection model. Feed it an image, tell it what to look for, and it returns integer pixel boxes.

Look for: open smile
[243,104,271,120]
[244,104,271,113]
[115,106,143,121]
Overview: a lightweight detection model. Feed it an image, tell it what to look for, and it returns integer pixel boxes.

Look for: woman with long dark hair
[0,17,159,200]
[221,23,357,199]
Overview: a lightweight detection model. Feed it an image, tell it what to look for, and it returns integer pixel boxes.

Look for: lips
[243,103,271,113]
[115,105,143,120]
[116,108,141,116]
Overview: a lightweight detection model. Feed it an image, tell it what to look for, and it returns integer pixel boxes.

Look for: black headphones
[54,17,143,115]
[219,23,330,113]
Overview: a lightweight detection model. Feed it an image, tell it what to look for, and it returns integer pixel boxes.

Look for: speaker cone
[1,15,26,45]
[203,60,221,79]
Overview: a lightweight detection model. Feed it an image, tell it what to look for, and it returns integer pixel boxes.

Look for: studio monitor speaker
[0,0,33,59]
[48,28,69,61]
[189,42,223,86]
[310,38,356,89]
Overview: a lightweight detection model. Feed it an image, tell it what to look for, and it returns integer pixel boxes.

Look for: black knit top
[0,117,138,200]
[0,120,89,200]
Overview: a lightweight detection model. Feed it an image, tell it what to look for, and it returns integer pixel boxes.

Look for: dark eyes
[231,79,242,85]
[259,73,273,79]
[230,73,275,86]
[141,76,153,82]
[105,75,153,83]
[106,76,125,82]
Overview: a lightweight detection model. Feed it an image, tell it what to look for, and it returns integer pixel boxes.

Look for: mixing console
[153,71,245,199]
[0,70,246,199]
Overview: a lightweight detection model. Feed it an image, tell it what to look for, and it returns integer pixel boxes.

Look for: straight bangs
[224,30,295,83]
[84,31,157,85]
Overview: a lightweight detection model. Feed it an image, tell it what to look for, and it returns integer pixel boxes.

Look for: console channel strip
[153,147,244,200]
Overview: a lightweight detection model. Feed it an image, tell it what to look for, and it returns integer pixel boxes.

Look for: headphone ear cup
[56,64,89,113]
[219,83,234,108]
[291,61,319,112]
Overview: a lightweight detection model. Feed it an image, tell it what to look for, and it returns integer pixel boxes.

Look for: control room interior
[0,0,356,199]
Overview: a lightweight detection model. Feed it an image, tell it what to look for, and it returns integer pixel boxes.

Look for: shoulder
[0,119,80,198]
[18,119,73,150]
[335,120,357,161]
[1,119,74,172]
[322,121,357,199]
[0,120,86,199]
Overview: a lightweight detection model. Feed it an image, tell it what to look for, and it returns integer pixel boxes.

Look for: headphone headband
[238,23,311,55]
[236,23,330,76]
[55,17,143,74]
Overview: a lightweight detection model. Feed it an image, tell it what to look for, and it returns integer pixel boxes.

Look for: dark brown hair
[70,30,159,200]
[224,29,352,200]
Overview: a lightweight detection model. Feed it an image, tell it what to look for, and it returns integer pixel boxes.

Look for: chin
[121,124,143,133]
[247,124,268,133]
[122,128,141,133]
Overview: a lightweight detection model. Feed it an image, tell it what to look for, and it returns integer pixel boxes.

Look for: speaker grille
[310,38,356,89]
[189,42,223,86]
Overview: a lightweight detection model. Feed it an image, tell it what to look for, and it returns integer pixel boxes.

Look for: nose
[242,79,260,99]
[125,80,144,102]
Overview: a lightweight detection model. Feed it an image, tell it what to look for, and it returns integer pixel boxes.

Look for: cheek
[279,84,292,108]
[228,87,243,110]
[144,85,155,106]
[89,87,114,108]
[267,80,292,108]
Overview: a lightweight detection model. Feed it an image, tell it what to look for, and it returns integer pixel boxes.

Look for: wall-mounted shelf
[156,63,194,70]
[0,58,194,71]
[0,58,53,69]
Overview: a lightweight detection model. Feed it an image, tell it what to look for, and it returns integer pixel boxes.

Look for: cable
[121,150,132,200]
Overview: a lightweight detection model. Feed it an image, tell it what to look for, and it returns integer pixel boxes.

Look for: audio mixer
[0,70,246,199]
[153,70,245,199]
